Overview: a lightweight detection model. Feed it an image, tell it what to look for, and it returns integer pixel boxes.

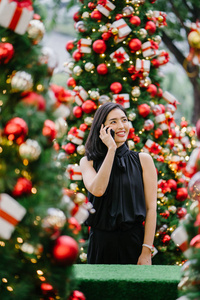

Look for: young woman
[80,102,157,265]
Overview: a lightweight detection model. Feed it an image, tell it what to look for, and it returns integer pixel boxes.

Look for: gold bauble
[128,140,135,150]
[19,139,41,161]
[111,28,118,35]
[131,86,141,97]
[188,31,200,49]
[77,145,85,155]
[11,71,33,91]
[27,20,45,45]
[74,192,86,205]
[84,117,93,126]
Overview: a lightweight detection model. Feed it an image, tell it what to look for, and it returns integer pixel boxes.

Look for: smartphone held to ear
[106,127,115,139]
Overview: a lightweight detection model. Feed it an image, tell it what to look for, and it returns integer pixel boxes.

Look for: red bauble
[129,16,141,26]
[68,290,86,300]
[12,177,32,197]
[21,92,46,111]
[79,123,88,131]
[73,11,81,22]
[67,77,77,88]
[72,50,82,61]
[115,14,123,20]
[154,128,163,139]
[138,104,150,118]
[82,100,97,114]
[42,119,57,141]
[162,234,171,244]
[160,210,170,219]
[110,82,122,94]
[88,2,96,10]
[41,283,55,297]
[145,21,156,35]
[68,217,82,234]
[134,136,140,143]
[177,207,187,219]
[176,187,188,201]
[62,143,76,154]
[92,39,106,54]
[102,32,112,41]
[167,179,177,191]
[73,106,83,118]
[66,40,75,52]
[128,127,135,139]
[97,63,108,75]
[52,235,79,266]
[0,42,14,64]
[128,38,142,52]
[165,138,174,149]
[157,88,163,97]
[147,84,157,97]
[180,120,188,128]
[91,10,102,20]
[151,58,160,68]
[4,117,28,145]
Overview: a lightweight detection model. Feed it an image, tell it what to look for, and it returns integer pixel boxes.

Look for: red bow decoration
[114,95,126,106]
[97,0,107,5]
[158,180,171,193]
[68,127,79,137]
[12,0,33,10]
[150,142,161,154]
[113,50,126,64]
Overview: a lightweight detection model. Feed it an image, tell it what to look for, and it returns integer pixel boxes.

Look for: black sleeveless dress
[86,143,146,264]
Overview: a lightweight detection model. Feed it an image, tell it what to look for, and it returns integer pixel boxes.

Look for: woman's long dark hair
[85,102,127,161]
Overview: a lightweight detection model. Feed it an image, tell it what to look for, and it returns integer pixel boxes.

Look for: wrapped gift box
[152,11,167,27]
[143,139,162,154]
[66,164,83,181]
[73,86,88,106]
[110,47,129,66]
[157,50,169,65]
[0,0,34,35]
[113,93,130,108]
[96,0,116,17]
[68,127,85,145]
[171,226,192,258]
[0,193,26,240]
[155,113,168,131]
[111,18,131,40]
[163,91,180,105]
[142,41,158,58]
[78,38,92,54]
[135,58,150,74]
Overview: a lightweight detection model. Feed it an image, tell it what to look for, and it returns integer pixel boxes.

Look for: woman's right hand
[99,124,117,150]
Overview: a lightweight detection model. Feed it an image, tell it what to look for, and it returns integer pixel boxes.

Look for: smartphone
[106,127,115,139]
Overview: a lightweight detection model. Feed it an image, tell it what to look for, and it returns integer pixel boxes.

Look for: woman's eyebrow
[108,116,127,121]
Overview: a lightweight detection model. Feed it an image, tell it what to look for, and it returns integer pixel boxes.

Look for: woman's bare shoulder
[80,156,93,167]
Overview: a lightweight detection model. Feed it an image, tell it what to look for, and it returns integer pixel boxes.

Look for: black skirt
[87,222,144,264]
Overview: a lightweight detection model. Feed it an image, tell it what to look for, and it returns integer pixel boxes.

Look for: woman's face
[104,108,130,147]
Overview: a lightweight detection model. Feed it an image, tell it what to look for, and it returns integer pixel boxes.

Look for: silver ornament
[154,35,162,44]
[84,117,93,126]
[122,6,134,17]
[55,117,68,138]
[19,139,41,161]
[75,21,86,33]
[73,65,83,76]
[27,19,45,44]
[90,91,99,100]
[99,25,108,33]
[42,208,66,230]
[139,28,147,39]
[128,112,136,121]
[85,62,95,72]
[98,95,110,104]
[82,11,90,19]
[131,86,141,97]
[146,10,154,18]
[11,71,33,91]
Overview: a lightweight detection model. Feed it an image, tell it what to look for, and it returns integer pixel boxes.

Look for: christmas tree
[63,0,197,265]
[0,0,86,299]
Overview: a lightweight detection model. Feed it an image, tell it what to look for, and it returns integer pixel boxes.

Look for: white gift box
[66,164,83,181]
[180,136,190,148]
[73,86,88,106]
[53,104,70,119]
[171,226,192,258]
[143,139,162,153]
[78,38,92,54]
[162,91,179,105]
[0,0,34,35]
[0,193,26,240]
[152,11,167,27]
[141,41,158,58]
[113,93,130,108]
[155,113,168,131]
[68,128,85,145]
[135,58,150,73]
[111,19,131,38]
[96,0,116,17]
[73,205,89,224]
[156,50,169,65]
[110,47,129,66]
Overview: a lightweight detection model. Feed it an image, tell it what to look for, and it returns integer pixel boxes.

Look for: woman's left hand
[137,252,152,265]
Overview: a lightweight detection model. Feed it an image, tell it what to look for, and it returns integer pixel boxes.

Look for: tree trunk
[191,77,200,124]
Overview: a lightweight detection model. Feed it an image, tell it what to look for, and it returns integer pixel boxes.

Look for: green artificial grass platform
[74,265,181,300]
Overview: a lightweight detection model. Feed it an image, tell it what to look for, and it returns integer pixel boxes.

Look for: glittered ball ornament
[167,179,177,191]
[52,235,79,266]
[188,31,200,49]
[66,40,75,52]
[129,16,141,26]
[91,10,102,20]
[188,171,200,200]
[131,86,141,97]
[99,95,110,104]
[92,39,107,54]
[82,100,97,113]
[0,43,14,64]
[84,117,93,126]
[139,28,147,39]
[90,90,100,100]
[4,117,28,144]
[128,38,142,52]
[11,71,33,91]
[154,128,163,139]
[110,82,122,94]
[176,187,188,202]
[145,21,157,35]
[102,32,112,41]
[19,139,41,161]
[42,208,66,237]
[73,106,83,118]
[144,119,154,131]
[12,177,32,197]
[75,21,86,33]
[152,104,162,116]
[88,2,96,10]
[138,104,150,118]
[177,207,187,219]
[67,77,77,88]
[55,118,68,138]
[97,63,108,75]
[79,123,88,131]
[73,11,81,22]
[122,6,134,17]
[147,84,157,97]
[77,145,85,155]
[85,62,95,72]
[73,65,83,76]
[62,143,76,154]
[27,20,45,45]
[72,50,82,61]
